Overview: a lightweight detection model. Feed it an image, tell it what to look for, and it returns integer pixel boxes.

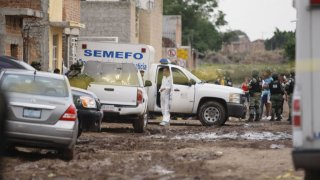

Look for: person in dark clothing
[53,68,61,74]
[226,77,233,87]
[269,74,285,121]
[285,72,295,123]
[248,70,262,122]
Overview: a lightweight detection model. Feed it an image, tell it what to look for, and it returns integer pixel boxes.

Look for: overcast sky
[218,0,296,41]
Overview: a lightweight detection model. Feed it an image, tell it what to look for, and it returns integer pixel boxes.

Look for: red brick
[63,0,80,22]
[0,0,41,10]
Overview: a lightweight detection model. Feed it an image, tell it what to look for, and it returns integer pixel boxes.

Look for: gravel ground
[2,117,303,180]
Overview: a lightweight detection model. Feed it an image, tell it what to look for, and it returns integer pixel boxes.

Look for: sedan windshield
[1,74,68,97]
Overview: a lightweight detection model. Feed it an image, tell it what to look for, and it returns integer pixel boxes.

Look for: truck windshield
[83,61,141,87]
[183,69,202,83]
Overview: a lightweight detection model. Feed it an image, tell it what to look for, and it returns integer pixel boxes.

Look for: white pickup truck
[145,60,246,126]
[77,42,154,133]
[77,41,246,126]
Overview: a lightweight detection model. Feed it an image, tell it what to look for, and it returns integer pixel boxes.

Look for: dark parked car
[0,56,35,71]
[71,87,103,135]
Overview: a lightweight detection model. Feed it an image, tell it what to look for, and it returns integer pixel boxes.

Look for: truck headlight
[229,93,241,104]
[80,96,97,108]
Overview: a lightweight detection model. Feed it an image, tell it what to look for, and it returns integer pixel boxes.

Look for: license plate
[23,108,41,119]
[102,105,115,112]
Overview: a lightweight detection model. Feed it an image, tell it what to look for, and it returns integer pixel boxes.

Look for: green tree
[265,28,295,50]
[222,30,249,44]
[264,28,295,61]
[284,36,295,61]
[164,0,226,52]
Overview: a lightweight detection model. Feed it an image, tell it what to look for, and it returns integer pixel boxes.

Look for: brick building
[80,0,163,63]
[0,0,42,60]
[0,0,83,72]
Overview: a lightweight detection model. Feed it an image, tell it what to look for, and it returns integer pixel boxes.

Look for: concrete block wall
[0,0,41,10]
[80,1,136,43]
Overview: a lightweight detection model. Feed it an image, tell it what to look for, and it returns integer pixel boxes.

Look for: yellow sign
[177,48,188,60]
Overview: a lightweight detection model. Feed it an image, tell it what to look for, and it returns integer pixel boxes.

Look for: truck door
[170,67,195,113]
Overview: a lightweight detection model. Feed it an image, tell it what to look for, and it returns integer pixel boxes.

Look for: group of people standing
[241,69,295,123]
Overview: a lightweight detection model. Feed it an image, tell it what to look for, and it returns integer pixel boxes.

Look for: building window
[10,44,18,59]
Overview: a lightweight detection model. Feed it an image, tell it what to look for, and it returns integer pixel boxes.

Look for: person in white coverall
[159,67,173,126]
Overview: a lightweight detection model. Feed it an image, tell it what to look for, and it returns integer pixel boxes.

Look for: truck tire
[61,147,74,161]
[198,101,226,126]
[92,118,102,132]
[305,170,320,180]
[133,112,148,133]
[77,126,82,138]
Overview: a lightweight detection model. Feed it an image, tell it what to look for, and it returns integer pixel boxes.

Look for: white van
[292,0,320,178]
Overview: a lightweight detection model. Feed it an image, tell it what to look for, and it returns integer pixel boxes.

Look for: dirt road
[2,118,303,180]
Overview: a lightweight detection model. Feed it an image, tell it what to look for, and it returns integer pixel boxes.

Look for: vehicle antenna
[34,70,36,80]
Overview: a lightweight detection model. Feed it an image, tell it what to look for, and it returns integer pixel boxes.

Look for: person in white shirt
[159,67,173,126]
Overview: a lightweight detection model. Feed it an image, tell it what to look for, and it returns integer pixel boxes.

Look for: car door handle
[174,89,180,92]
[104,88,114,91]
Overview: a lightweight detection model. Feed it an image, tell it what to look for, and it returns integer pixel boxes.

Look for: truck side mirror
[188,79,196,86]
[144,80,152,87]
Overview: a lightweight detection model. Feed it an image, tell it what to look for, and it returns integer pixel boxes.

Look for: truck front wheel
[198,101,226,126]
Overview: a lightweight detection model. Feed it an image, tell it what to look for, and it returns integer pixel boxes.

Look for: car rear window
[0,74,69,97]
[83,62,141,86]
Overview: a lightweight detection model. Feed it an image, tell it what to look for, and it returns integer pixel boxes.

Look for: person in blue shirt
[261,69,273,120]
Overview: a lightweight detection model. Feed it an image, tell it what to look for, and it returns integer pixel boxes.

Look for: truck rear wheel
[133,112,148,133]
[305,170,320,180]
[60,147,74,161]
[198,101,226,126]
[92,118,102,132]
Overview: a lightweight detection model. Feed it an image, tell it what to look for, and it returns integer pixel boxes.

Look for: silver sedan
[0,69,78,160]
